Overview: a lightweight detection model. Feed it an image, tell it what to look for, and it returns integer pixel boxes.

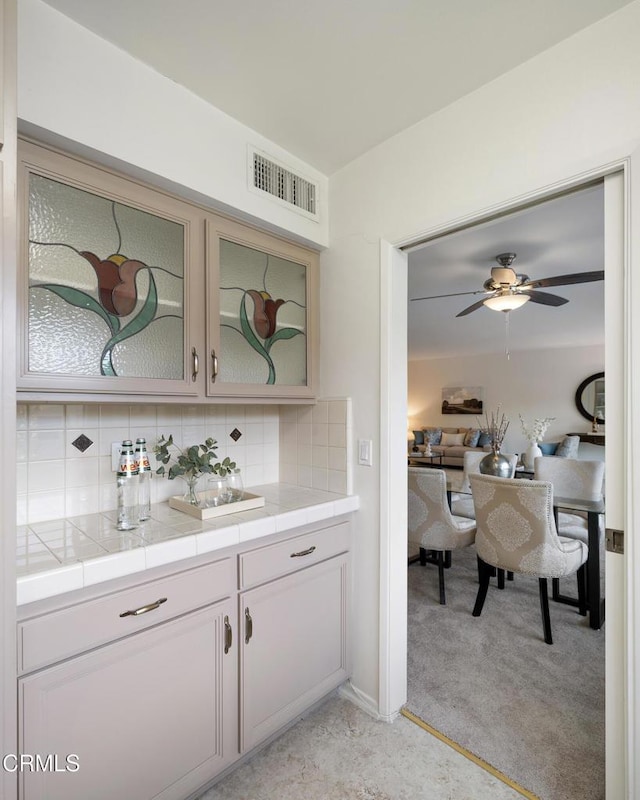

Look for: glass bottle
[135,437,152,521]
[116,440,139,531]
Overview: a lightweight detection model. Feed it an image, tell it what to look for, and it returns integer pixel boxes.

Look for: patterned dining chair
[469,473,588,644]
[533,456,605,542]
[533,456,605,604]
[408,467,476,605]
[451,450,518,520]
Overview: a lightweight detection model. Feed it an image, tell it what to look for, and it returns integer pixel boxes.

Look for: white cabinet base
[19,601,237,800]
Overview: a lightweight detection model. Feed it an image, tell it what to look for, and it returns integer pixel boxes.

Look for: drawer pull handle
[290,545,316,558]
[224,615,233,654]
[119,597,167,618]
[245,607,253,644]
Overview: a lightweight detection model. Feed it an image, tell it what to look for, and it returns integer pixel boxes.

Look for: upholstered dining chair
[533,456,605,604]
[469,473,588,644]
[451,450,518,520]
[408,467,476,605]
[533,456,605,542]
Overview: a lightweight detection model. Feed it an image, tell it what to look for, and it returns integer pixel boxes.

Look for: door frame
[379,156,636,796]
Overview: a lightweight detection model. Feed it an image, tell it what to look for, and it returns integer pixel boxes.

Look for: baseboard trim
[338,681,400,722]
[401,708,541,800]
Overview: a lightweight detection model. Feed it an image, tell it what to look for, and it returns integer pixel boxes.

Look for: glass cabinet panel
[218,239,307,386]
[18,141,202,398]
[28,174,185,379]
[207,215,318,398]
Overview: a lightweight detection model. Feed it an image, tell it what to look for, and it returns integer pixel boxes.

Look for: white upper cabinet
[16,141,318,403]
[17,140,204,400]
[206,214,318,400]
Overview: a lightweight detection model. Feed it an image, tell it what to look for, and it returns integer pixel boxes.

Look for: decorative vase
[523,441,542,471]
[181,475,201,506]
[479,449,512,478]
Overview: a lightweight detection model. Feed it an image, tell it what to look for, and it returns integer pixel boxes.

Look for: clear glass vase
[206,477,228,508]
[182,475,201,506]
[226,469,244,502]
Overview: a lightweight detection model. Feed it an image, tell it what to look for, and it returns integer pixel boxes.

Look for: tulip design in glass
[219,239,307,385]
[27,174,185,378]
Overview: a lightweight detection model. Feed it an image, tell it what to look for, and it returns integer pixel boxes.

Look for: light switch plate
[358,439,373,466]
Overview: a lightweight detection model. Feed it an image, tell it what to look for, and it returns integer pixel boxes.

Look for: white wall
[323,3,640,712]
[408,345,604,456]
[17,0,329,248]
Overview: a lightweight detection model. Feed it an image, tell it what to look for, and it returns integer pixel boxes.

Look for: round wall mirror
[575,372,605,423]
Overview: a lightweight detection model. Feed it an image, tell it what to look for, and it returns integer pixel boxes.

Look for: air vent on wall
[250,149,318,219]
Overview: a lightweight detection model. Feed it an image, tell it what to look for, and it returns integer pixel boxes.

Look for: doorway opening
[395,180,612,799]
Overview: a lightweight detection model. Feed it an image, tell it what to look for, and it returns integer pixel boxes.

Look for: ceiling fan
[411,253,604,317]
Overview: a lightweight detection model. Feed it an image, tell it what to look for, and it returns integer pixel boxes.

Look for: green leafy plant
[153,435,236,481]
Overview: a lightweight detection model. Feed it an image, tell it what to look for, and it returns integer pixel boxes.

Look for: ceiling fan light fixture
[483,293,530,312]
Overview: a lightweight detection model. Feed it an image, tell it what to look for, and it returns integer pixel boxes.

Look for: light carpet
[406,545,605,800]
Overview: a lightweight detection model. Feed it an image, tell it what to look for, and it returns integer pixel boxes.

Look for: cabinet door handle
[211,349,218,383]
[119,597,167,618]
[224,615,233,654]
[290,545,316,558]
[245,607,253,644]
[192,347,199,381]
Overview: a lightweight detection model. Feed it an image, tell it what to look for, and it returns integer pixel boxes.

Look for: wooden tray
[169,491,265,520]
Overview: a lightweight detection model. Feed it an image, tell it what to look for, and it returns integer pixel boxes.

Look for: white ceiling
[407,183,605,361]
[38,0,611,360]
[40,0,632,175]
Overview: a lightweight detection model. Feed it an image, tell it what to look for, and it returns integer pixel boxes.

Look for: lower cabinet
[240,553,349,752]
[17,518,351,800]
[19,599,237,800]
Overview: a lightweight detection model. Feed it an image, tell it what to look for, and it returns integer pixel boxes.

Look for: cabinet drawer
[239,521,349,589]
[18,557,234,674]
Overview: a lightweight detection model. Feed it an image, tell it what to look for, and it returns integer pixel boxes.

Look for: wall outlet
[111,442,122,472]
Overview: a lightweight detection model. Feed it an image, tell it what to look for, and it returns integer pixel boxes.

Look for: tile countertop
[16,484,360,606]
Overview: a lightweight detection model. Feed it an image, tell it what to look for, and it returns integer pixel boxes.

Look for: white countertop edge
[17,563,84,606]
[17,488,360,605]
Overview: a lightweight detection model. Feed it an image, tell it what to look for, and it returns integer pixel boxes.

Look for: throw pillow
[412,430,425,446]
[539,442,559,455]
[423,428,442,445]
[477,432,492,447]
[555,435,580,458]
[463,428,481,447]
[440,432,466,447]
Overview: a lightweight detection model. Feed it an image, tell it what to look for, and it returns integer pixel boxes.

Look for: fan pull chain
[504,310,511,360]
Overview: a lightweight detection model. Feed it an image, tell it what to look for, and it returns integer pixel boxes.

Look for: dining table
[553,494,605,630]
[440,472,606,630]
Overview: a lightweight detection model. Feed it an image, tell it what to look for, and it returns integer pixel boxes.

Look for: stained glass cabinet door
[18,142,204,399]
[205,215,318,399]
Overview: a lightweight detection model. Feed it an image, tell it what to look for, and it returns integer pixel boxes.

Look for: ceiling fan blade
[456,298,489,317]
[522,270,604,290]
[410,289,484,302]
[525,290,569,307]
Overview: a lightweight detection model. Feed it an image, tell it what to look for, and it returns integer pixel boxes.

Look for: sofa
[409,427,581,468]
[409,426,489,468]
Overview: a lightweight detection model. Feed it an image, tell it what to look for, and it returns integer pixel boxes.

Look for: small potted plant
[154,434,236,506]
[519,415,555,470]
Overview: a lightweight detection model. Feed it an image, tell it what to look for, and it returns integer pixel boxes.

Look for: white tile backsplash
[18,403,282,525]
[279,398,353,495]
[17,398,353,524]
